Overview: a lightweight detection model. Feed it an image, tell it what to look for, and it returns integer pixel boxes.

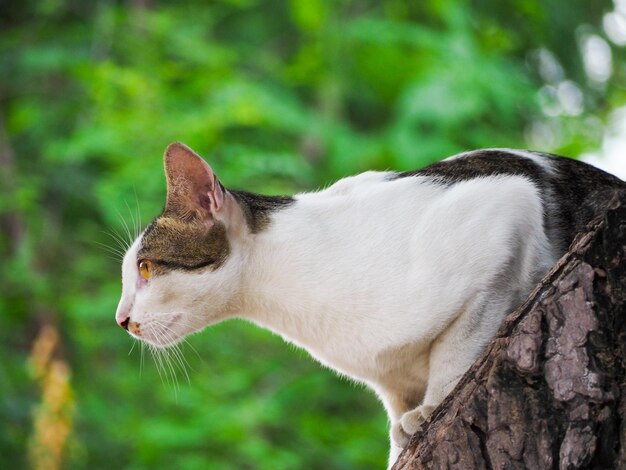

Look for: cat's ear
[162,142,225,223]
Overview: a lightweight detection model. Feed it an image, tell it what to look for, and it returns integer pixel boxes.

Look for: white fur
[117,167,556,468]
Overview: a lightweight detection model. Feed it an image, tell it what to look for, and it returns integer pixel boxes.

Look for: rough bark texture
[393,190,626,470]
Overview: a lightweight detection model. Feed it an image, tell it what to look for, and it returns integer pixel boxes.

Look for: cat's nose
[115,297,132,329]
[118,316,130,330]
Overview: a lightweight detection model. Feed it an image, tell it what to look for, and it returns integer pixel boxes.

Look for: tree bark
[393,190,626,470]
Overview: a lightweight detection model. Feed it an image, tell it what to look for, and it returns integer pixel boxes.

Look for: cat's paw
[390,404,435,448]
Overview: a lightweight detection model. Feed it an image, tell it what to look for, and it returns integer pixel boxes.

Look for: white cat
[116,142,624,467]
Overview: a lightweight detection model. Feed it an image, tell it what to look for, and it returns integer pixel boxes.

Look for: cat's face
[115,143,244,347]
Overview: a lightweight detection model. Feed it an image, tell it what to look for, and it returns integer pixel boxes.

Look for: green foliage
[1,0,624,468]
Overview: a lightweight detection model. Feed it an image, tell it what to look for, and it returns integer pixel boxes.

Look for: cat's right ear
[162,142,224,224]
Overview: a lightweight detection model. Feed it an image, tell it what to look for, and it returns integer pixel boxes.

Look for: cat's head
[115,143,247,347]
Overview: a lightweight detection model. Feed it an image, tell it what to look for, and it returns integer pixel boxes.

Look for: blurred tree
[0,0,624,469]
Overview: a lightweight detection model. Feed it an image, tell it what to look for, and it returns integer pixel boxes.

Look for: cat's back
[279,148,623,257]
[396,148,625,253]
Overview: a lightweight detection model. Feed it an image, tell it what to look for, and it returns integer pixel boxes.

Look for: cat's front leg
[390,404,435,448]
[387,405,435,469]
[390,305,497,451]
[377,386,427,468]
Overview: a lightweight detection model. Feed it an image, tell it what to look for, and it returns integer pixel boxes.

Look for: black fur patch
[230,190,294,233]
[544,153,625,247]
[395,150,553,185]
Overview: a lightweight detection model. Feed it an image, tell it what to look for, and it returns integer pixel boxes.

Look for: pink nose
[118,316,130,330]
[116,298,132,329]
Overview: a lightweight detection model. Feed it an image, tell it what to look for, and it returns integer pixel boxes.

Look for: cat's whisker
[154,319,203,365]
[99,247,124,259]
[164,331,203,364]
[165,348,182,394]
[124,199,136,239]
[151,343,168,386]
[140,341,145,377]
[148,344,166,388]
[102,228,130,252]
[166,340,192,385]
[172,339,196,374]
[95,235,126,251]
[106,225,129,249]
[164,352,181,398]
[161,351,177,393]
[100,251,124,263]
[115,208,135,249]
[94,241,126,260]
[133,187,142,239]
[124,199,141,243]
[154,344,176,397]
[128,339,137,356]
[153,321,192,384]
[151,338,167,376]
[172,345,191,384]
[181,338,203,364]
[151,327,180,397]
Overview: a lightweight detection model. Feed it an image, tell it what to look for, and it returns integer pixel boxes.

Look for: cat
[115,142,624,467]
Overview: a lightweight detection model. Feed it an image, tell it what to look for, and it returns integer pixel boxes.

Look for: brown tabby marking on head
[138,216,230,273]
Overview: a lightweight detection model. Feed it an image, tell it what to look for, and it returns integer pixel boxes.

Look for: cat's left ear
[162,142,224,223]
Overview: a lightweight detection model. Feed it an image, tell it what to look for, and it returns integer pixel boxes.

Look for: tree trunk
[393,190,626,470]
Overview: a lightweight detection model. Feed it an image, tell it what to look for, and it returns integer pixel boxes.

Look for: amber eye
[138,260,153,280]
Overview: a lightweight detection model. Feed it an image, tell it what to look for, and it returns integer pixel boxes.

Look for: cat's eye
[138,260,153,280]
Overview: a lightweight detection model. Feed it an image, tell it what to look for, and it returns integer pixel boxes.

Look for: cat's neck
[229,177,436,376]
[236,194,333,349]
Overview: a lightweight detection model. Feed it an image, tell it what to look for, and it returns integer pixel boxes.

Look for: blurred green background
[2,0,625,469]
